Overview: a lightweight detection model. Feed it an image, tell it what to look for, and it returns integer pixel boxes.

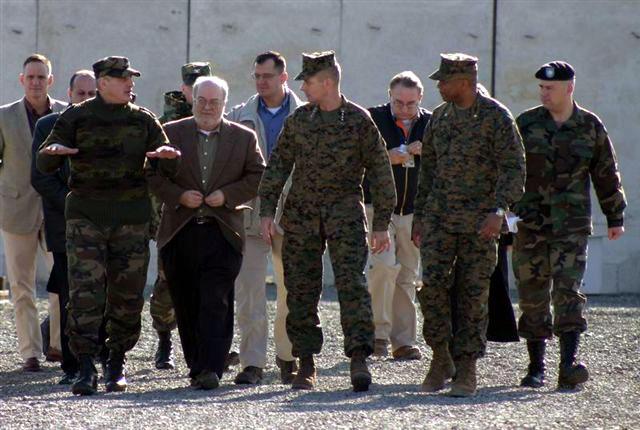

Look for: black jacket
[31,112,70,253]
[363,103,430,215]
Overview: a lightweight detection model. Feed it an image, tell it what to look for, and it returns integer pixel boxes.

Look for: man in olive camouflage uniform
[412,53,525,397]
[37,56,180,395]
[158,62,212,123]
[258,51,396,392]
[513,61,626,390]
[151,61,212,369]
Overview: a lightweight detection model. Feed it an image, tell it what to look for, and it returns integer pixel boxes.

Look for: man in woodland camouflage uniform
[258,51,396,392]
[159,62,212,123]
[412,53,525,397]
[513,61,626,390]
[151,61,212,369]
[37,56,180,395]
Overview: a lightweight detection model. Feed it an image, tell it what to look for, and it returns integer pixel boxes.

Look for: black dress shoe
[22,357,41,372]
[58,372,77,385]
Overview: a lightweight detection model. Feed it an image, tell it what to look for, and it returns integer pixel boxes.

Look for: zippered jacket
[363,103,430,215]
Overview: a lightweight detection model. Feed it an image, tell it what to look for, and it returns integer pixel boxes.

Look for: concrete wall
[0,0,638,293]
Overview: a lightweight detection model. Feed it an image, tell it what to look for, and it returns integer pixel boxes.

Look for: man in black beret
[513,61,626,390]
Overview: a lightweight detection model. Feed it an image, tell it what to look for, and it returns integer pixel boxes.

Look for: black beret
[535,61,575,81]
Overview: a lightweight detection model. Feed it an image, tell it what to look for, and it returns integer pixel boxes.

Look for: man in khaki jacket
[226,51,303,384]
[150,76,265,389]
[0,54,66,371]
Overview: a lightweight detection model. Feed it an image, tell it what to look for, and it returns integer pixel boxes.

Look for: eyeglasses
[251,73,278,81]
[391,99,419,110]
[195,97,224,108]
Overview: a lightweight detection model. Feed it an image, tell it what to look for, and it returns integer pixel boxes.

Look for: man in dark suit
[149,76,265,389]
[0,53,67,372]
[30,69,97,384]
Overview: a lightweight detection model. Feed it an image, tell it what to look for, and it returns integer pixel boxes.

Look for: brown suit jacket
[149,117,265,253]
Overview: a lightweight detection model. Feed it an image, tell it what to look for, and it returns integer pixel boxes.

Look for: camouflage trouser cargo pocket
[514,227,588,340]
[66,218,150,356]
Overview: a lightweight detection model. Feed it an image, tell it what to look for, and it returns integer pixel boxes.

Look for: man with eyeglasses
[363,71,431,361]
[227,51,304,385]
[150,76,265,389]
[151,62,214,371]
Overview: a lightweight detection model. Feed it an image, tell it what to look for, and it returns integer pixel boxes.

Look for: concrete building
[1,0,637,293]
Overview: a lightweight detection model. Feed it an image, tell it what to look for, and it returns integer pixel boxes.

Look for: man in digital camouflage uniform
[513,61,626,390]
[258,51,396,392]
[37,56,181,396]
[412,53,525,397]
[151,61,213,369]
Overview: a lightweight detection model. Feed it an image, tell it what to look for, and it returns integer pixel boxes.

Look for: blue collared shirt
[257,92,290,157]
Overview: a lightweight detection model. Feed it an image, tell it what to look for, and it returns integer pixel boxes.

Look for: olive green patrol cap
[92,56,141,78]
[429,53,478,81]
[181,62,212,86]
[294,51,336,80]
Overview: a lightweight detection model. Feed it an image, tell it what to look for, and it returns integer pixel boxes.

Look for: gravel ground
[0,286,638,429]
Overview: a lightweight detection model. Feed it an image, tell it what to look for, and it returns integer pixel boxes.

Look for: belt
[191,216,217,225]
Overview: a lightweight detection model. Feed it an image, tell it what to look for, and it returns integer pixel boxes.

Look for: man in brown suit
[0,54,66,371]
[149,76,265,390]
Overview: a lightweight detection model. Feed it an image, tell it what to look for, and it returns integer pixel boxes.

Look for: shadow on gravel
[271,383,543,413]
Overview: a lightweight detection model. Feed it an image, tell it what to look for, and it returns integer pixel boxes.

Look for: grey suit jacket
[0,97,66,234]
[149,117,265,253]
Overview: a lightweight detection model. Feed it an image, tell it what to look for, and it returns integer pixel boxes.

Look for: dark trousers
[161,220,242,379]
[51,252,77,374]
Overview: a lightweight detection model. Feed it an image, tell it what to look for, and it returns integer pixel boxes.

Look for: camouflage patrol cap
[429,53,478,81]
[181,62,212,86]
[92,56,141,79]
[535,61,575,81]
[294,51,336,80]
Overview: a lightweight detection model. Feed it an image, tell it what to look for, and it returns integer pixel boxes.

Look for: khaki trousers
[365,207,420,351]
[1,228,56,360]
[235,231,293,369]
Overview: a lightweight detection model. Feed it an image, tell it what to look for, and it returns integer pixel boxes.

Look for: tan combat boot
[350,349,372,392]
[291,355,316,390]
[421,343,456,392]
[447,358,477,397]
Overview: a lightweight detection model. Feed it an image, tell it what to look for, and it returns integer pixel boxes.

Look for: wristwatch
[491,208,506,217]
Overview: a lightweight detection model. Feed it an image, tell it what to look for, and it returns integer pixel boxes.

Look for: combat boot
[276,356,298,384]
[447,358,477,397]
[421,343,456,392]
[291,355,316,390]
[105,350,127,393]
[520,340,546,388]
[71,354,98,396]
[154,331,175,370]
[558,331,589,390]
[350,348,372,392]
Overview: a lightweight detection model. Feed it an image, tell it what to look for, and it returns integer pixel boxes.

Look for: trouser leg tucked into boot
[448,358,477,397]
[520,340,546,388]
[105,350,127,393]
[276,356,298,385]
[558,331,589,390]
[291,355,316,390]
[72,354,98,396]
[154,331,174,370]
[422,343,456,392]
[350,348,372,392]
